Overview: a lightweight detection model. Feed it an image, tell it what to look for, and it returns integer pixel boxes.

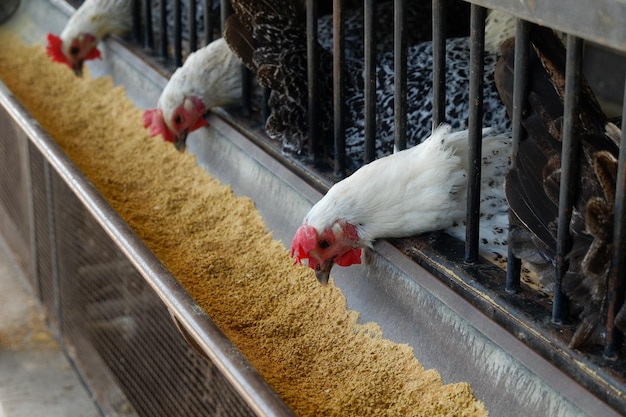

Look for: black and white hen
[224,0,511,169]
[495,25,624,349]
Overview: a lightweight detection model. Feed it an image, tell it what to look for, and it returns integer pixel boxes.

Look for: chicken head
[143,96,208,152]
[291,222,362,285]
[46,33,101,76]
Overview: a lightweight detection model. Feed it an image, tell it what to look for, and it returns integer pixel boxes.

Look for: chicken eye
[70,46,80,56]
[174,115,184,125]
[319,239,330,249]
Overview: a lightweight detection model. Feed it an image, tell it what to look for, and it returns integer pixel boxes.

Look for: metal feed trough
[0,0,625,416]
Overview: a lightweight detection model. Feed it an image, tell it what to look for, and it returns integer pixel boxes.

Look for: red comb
[290,224,319,266]
[143,108,175,143]
[46,33,72,68]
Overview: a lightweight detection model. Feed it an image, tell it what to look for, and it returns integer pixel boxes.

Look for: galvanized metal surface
[471,0,626,52]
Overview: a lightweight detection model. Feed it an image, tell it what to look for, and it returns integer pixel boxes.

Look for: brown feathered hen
[495,25,623,349]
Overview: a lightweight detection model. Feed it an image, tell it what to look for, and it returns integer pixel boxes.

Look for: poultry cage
[0,0,625,416]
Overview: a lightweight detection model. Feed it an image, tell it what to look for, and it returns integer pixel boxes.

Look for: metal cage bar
[306,0,320,157]
[203,0,214,45]
[505,18,530,293]
[332,0,346,177]
[159,0,168,58]
[393,0,407,152]
[188,0,198,52]
[604,79,626,358]
[553,35,584,323]
[220,0,232,31]
[464,4,486,263]
[132,0,142,42]
[431,0,446,130]
[142,0,154,50]
[173,0,183,67]
[363,0,377,164]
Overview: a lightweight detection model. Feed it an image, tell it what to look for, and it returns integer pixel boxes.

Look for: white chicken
[142,37,243,151]
[291,124,512,284]
[47,0,132,76]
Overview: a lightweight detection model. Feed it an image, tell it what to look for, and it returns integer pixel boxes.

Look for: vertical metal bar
[131,0,141,42]
[204,0,214,45]
[363,0,377,164]
[173,0,183,66]
[506,19,531,293]
[553,35,584,323]
[221,0,233,33]
[307,0,320,157]
[142,0,153,50]
[464,4,486,264]
[189,0,198,52]
[431,0,446,130]
[333,0,346,177]
[603,79,626,358]
[159,0,168,58]
[393,0,407,152]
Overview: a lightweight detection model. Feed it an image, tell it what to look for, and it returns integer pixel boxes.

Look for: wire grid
[0,109,33,282]
[29,142,57,325]
[38,169,259,417]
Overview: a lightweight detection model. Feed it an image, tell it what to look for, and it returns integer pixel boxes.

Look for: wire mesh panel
[0,107,34,283]
[28,142,57,326]
[46,170,258,417]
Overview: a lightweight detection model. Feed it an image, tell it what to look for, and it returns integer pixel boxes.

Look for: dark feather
[495,24,621,349]
[223,14,257,73]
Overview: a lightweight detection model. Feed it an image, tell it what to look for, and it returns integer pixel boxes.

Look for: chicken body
[47,0,132,75]
[143,37,243,150]
[291,124,512,283]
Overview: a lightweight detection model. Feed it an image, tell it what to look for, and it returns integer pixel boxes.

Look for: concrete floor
[0,234,101,417]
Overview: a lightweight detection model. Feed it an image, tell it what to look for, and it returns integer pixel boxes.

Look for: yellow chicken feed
[0,31,487,417]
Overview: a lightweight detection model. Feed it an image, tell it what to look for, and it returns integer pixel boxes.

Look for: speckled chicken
[316,0,471,62]
[495,25,623,349]
[224,0,511,168]
[291,124,512,284]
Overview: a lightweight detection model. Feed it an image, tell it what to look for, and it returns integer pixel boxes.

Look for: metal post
[604,79,626,358]
[307,0,320,157]
[333,0,346,177]
[393,0,407,152]
[464,4,486,264]
[505,19,530,292]
[553,35,584,323]
[431,0,446,130]
[363,0,377,163]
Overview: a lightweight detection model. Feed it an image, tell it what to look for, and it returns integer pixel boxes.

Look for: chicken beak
[72,61,84,77]
[174,131,188,152]
[314,261,334,285]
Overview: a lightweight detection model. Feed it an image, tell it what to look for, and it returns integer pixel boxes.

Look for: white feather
[305,124,512,250]
[60,0,133,45]
[158,38,242,122]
